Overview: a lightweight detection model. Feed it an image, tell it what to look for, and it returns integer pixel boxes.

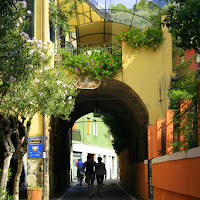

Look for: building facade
[71,113,118,180]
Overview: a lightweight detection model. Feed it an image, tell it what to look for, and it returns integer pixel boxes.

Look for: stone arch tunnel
[49,79,149,197]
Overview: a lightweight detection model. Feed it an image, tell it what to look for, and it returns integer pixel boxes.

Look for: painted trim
[152,146,200,164]
[144,159,148,165]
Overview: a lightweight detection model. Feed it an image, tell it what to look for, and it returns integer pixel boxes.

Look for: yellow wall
[58,0,104,32]
[115,15,172,124]
[31,2,172,135]
[29,0,51,137]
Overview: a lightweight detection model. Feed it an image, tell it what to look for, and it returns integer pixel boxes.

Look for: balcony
[72,129,81,142]
[59,43,122,56]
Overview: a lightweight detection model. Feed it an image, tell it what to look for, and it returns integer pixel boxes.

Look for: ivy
[101,113,128,155]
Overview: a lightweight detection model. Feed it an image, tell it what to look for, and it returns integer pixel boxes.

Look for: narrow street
[53,179,143,200]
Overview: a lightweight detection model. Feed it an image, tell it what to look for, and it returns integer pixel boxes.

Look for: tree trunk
[13,117,32,200]
[0,130,15,199]
[13,157,23,200]
[0,152,13,198]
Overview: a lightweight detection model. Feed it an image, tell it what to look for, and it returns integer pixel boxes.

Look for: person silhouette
[83,155,96,197]
[95,157,106,196]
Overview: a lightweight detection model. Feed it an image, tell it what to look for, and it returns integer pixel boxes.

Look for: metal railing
[58,43,122,56]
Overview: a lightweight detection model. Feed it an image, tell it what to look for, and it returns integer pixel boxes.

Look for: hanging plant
[116,26,163,51]
[58,49,122,80]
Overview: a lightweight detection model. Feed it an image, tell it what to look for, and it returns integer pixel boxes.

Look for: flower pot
[27,188,42,200]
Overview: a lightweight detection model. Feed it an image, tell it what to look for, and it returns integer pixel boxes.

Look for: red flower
[125,30,127,32]
[123,36,125,38]
[114,69,116,70]
[112,60,114,62]
[108,51,110,53]
[122,40,124,42]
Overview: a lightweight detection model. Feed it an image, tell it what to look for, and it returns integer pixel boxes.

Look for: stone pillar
[156,119,165,157]
[165,110,174,154]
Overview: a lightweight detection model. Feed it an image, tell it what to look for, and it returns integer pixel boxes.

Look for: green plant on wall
[116,26,163,51]
[168,89,198,152]
[168,35,199,152]
[101,113,128,155]
[58,49,122,80]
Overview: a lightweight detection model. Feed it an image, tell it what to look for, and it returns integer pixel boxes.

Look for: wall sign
[28,136,43,158]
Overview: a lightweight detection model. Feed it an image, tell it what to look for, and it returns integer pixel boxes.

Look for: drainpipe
[42,0,49,200]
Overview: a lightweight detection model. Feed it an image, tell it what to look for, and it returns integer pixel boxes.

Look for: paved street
[53,179,143,200]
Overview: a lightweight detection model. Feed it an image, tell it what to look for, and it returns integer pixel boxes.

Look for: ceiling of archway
[69,79,149,130]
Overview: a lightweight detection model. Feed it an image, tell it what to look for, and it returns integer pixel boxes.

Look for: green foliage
[49,0,84,36]
[0,188,14,200]
[27,185,43,189]
[0,168,14,200]
[163,0,200,51]
[0,2,78,120]
[59,49,122,80]
[0,168,12,182]
[134,0,149,11]
[108,3,133,13]
[101,113,128,155]
[108,0,169,28]
[0,0,16,15]
[116,26,163,51]
[168,90,198,152]
[0,2,42,96]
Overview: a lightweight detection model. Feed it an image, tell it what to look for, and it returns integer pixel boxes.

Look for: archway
[49,79,149,197]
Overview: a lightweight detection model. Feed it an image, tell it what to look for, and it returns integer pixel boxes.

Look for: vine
[169,38,199,152]
[101,113,128,155]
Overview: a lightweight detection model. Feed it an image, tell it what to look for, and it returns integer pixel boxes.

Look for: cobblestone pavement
[53,179,143,200]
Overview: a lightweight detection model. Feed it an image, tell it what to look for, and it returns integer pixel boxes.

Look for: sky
[96,0,140,9]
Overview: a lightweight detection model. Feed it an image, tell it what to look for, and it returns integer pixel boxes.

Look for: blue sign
[28,136,43,158]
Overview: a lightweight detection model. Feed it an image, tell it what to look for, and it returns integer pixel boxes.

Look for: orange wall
[148,125,157,159]
[152,157,200,199]
[154,187,200,200]
[136,162,149,200]
[119,149,129,182]
[119,149,149,200]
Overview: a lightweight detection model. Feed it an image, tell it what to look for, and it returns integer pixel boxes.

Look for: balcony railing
[59,43,122,56]
[72,129,81,142]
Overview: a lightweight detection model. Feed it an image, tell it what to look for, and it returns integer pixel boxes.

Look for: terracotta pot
[27,188,42,200]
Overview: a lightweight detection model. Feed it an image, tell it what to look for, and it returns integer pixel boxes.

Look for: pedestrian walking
[83,155,96,197]
[95,157,106,196]
[76,159,84,186]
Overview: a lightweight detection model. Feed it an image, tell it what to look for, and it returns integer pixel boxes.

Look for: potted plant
[27,185,43,200]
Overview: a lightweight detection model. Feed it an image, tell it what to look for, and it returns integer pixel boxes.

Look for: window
[93,119,97,136]
[87,117,91,134]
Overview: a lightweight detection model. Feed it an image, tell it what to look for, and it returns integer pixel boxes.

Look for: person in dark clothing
[83,155,96,197]
[95,157,106,196]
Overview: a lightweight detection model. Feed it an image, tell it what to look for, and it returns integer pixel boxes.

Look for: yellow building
[26,0,172,199]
